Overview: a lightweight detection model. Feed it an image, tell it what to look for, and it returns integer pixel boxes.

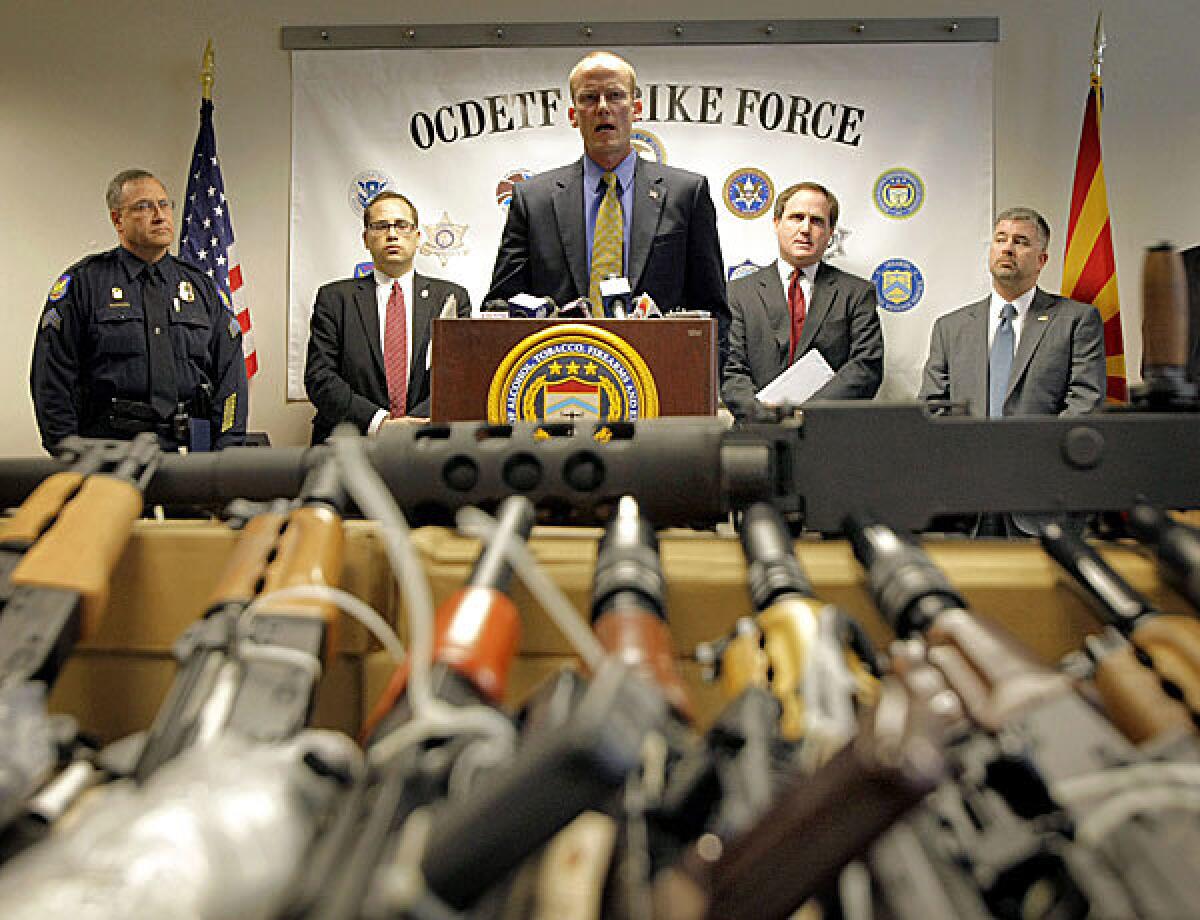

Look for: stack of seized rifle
[0,428,1199,920]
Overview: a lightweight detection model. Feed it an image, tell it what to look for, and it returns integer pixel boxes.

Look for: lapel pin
[648,188,660,200]
[420,288,429,298]
[1037,314,1049,321]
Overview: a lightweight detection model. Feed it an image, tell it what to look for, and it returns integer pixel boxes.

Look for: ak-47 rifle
[847,515,1200,919]
[0,433,158,690]
[1130,503,1200,612]
[1039,518,1199,744]
[291,494,533,920]
[672,502,880,849]
[654,661,949,920]
[293,496,669,919]
[0,434,157,831]
[132,455,347,781]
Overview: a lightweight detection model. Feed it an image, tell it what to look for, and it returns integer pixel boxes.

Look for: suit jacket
[721,261,883,418]
[487,157,731,369]
[304,272,471,444]
[918,288,1105,418]
[1184,245,1200,385]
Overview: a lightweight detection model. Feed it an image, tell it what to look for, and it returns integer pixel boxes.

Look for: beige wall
[2,1,1196,456]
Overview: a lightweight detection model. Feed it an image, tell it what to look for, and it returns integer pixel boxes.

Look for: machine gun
[847,515,1200,919]
[132,455,348,781]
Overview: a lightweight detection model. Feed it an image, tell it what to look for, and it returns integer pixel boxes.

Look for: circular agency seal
[495,168,532,209]
[487,324,660,424]
[723,168,774,220]
[347,169,393,217]
[873,168,925,219]
[871,258,925,313]
[631,129,667,164]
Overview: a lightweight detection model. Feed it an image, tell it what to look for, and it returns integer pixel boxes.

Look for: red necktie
[788,269,807,364]
[383,281,408,415]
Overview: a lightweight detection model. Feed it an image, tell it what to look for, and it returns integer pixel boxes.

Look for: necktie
[788,269,808,364]
[989,302,1017,417]
[589,172,624,314]
[383,281,409,416]
[141,265,178,417]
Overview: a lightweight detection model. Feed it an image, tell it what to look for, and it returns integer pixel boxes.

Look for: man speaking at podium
[486,50,731,371]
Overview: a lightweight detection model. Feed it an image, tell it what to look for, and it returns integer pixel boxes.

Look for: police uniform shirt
[30,246,248,452]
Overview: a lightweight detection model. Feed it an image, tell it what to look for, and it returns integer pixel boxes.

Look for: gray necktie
[988,302,1017,418]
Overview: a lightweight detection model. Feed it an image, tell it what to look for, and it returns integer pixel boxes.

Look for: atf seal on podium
[487,324,660,423]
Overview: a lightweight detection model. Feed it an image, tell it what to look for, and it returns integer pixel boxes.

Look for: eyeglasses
[122,198,175,214]
[367,219,417,234]
[574,88,631,109]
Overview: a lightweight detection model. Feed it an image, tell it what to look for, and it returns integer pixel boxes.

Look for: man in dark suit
[486,50,730,370]
[305,191,471,444]
[918,207,1105,418]
[919,207,1104,537]
[721,181,883,419]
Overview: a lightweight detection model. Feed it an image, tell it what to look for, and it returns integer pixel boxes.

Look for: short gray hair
[106,168,157,211]
[995,207,1050,251]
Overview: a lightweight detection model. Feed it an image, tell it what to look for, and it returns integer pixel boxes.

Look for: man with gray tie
[919,206,1105,418]
[919,206,1105,535]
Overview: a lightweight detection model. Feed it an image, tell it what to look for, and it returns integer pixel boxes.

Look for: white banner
[290,44,993,401]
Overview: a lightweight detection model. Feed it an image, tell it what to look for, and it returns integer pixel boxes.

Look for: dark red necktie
[383,281,408,415]
[788,269,807,364]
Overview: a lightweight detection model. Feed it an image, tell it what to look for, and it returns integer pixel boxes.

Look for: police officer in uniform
[30,169,247,453]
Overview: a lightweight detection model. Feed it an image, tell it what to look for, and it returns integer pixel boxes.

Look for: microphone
[507,293,556,319]
[599,276,632,318]
[630,293,662,319]
[556,296,595,319]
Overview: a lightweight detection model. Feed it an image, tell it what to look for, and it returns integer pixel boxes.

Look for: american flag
[179,98,258,378]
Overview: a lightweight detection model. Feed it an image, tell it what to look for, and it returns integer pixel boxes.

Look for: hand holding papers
[756,349,835,407]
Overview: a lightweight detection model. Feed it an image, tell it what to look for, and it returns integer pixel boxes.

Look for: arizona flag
[1062,61,1125,401]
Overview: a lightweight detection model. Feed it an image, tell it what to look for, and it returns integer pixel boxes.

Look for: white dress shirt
[988,286,1037,349]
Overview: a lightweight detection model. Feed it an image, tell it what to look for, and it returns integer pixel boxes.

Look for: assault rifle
[1039,518,1199,743]
[848,515,1200,919]
[133,455,348,781]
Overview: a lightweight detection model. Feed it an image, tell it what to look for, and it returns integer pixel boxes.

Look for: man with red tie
[721,181,883,421]
[305,191,472,444]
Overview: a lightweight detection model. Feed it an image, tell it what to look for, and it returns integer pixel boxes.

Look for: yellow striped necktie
[589,172,624,312]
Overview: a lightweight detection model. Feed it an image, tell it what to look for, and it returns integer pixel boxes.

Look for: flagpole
[201,39,214,101]
[1091,12,1104,82]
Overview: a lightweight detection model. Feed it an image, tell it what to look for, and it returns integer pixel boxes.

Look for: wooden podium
[430,317,717,422]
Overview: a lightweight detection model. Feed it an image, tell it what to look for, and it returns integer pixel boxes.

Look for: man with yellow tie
[487,50,731,371]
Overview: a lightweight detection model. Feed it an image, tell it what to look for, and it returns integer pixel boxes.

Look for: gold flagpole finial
[1091,11,1106,81]
[201,38,215,100]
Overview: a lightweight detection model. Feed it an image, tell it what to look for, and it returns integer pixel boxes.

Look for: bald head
[568,51,637,103]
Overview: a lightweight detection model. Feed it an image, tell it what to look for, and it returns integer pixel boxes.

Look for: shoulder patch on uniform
[48,274,71,302]
[40,306,62,331]
[228,317,241,340]
[221,394,237,433]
